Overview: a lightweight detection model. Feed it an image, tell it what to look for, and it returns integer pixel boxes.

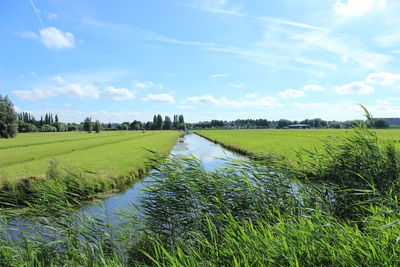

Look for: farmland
[0,131,181,182]
[195,128,400,159]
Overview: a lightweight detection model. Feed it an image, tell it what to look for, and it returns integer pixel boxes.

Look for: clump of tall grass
[295,107,400,219]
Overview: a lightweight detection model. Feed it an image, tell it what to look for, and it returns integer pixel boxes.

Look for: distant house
[376,118,400,126]
[288,124,310,129]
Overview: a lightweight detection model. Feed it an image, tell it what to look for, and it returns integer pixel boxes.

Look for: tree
[179,114,184,124]
[374,119,389,129]
[173,115,179,129]
[164,116,172,130]
[83,117,93,133]
[156,114,163,130]
[93,120,101,133]
[0,95,18,138]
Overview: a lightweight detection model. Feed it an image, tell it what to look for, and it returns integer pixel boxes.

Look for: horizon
[1,0,400,123]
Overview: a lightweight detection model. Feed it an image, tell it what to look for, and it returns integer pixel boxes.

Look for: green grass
[1,122,400,265]
[196,129,400,159]
[0,131,180,181]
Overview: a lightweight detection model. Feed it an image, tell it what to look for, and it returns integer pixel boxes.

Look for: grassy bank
[195,128,400,159]
[0,130,181,207]
[1,120,400,265]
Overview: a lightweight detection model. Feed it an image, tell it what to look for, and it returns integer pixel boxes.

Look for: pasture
[0,131,181,181]
[195,128,400,159]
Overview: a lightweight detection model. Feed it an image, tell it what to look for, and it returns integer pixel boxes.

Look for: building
[288,124,310,129]
[376,118,400,126]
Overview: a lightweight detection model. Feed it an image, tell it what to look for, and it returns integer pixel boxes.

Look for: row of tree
[81,114,186,133]
[192,118,390,129]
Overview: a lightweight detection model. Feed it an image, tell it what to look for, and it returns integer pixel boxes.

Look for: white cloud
[186,95,220,105]
[278,89,306,99]
[46,12,58,20]
[186,94,282,109]
[228,83,245,88]
[39,27,75,49]
[336,81,375,94]
[13,76,100,100]
[133,81,155,88]
[12,88,52,100]
[103,86,135,100]
[18,27,75,49]
[132,80,164,90]
[142,93,175,104]
[245,92,259,99]
[366,72,400,85]
[221,96,282,109]
[334,0,386,17]
[51,76,99,98]
[191,0,245,16]
[210,74,229,79]
[293,102,329,110]
[302,84,326,91]
[290,30,391,71]
[176,105,195,109]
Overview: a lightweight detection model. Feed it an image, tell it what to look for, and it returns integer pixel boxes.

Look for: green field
[196,129,400,159]
[0,131,181,181]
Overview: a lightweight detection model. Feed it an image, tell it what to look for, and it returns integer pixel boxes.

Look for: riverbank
[195,128,400,160]
[0,131,181,209]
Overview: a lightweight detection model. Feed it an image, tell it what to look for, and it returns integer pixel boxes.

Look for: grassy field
[0,131,181,181]
[196,128,400,159]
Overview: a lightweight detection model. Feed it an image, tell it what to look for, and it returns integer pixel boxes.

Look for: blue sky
[1,0,400,123]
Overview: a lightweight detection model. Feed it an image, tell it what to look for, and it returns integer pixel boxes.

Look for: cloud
[142,93,175,104]
[186,94,282,109]
[186,95,220,105]
[133,80,164,90]
[302,84,326,91]
[293,102,329,110]
[210,74,229,79]
[289,30,391,71]
[18,27,75,49]
[245,92,259,99]
[12,76,100,100]
[176,105,195,109]
[190,0,245,16]
[46,12,58,20]
[103,86,135,100]
[334,0,386,17]
[133,81,155,88]
[336,81,375,94]
[39,27,75,49]
[12,88,52,100]
[366,72,400,85]
[51,76,99,98]
[228,83,245,88]
[278,89,306,99]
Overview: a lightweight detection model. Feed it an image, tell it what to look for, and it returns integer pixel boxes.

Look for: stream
[4,133,246,238]
[81,132,246,223]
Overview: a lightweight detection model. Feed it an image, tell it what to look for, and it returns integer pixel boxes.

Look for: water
[81,133,246,222]
[4,133,246,239]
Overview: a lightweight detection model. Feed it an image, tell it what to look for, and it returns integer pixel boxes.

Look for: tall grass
[1,112,400,266]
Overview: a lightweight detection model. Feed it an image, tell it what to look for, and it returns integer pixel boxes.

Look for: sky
[1,0,400,123]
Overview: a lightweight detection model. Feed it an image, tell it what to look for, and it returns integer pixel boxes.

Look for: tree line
[192,117,390,129]
[0,94,391,138]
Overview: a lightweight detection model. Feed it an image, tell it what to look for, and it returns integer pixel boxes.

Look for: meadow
[196,128,400,159]
[0,131,180,205]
